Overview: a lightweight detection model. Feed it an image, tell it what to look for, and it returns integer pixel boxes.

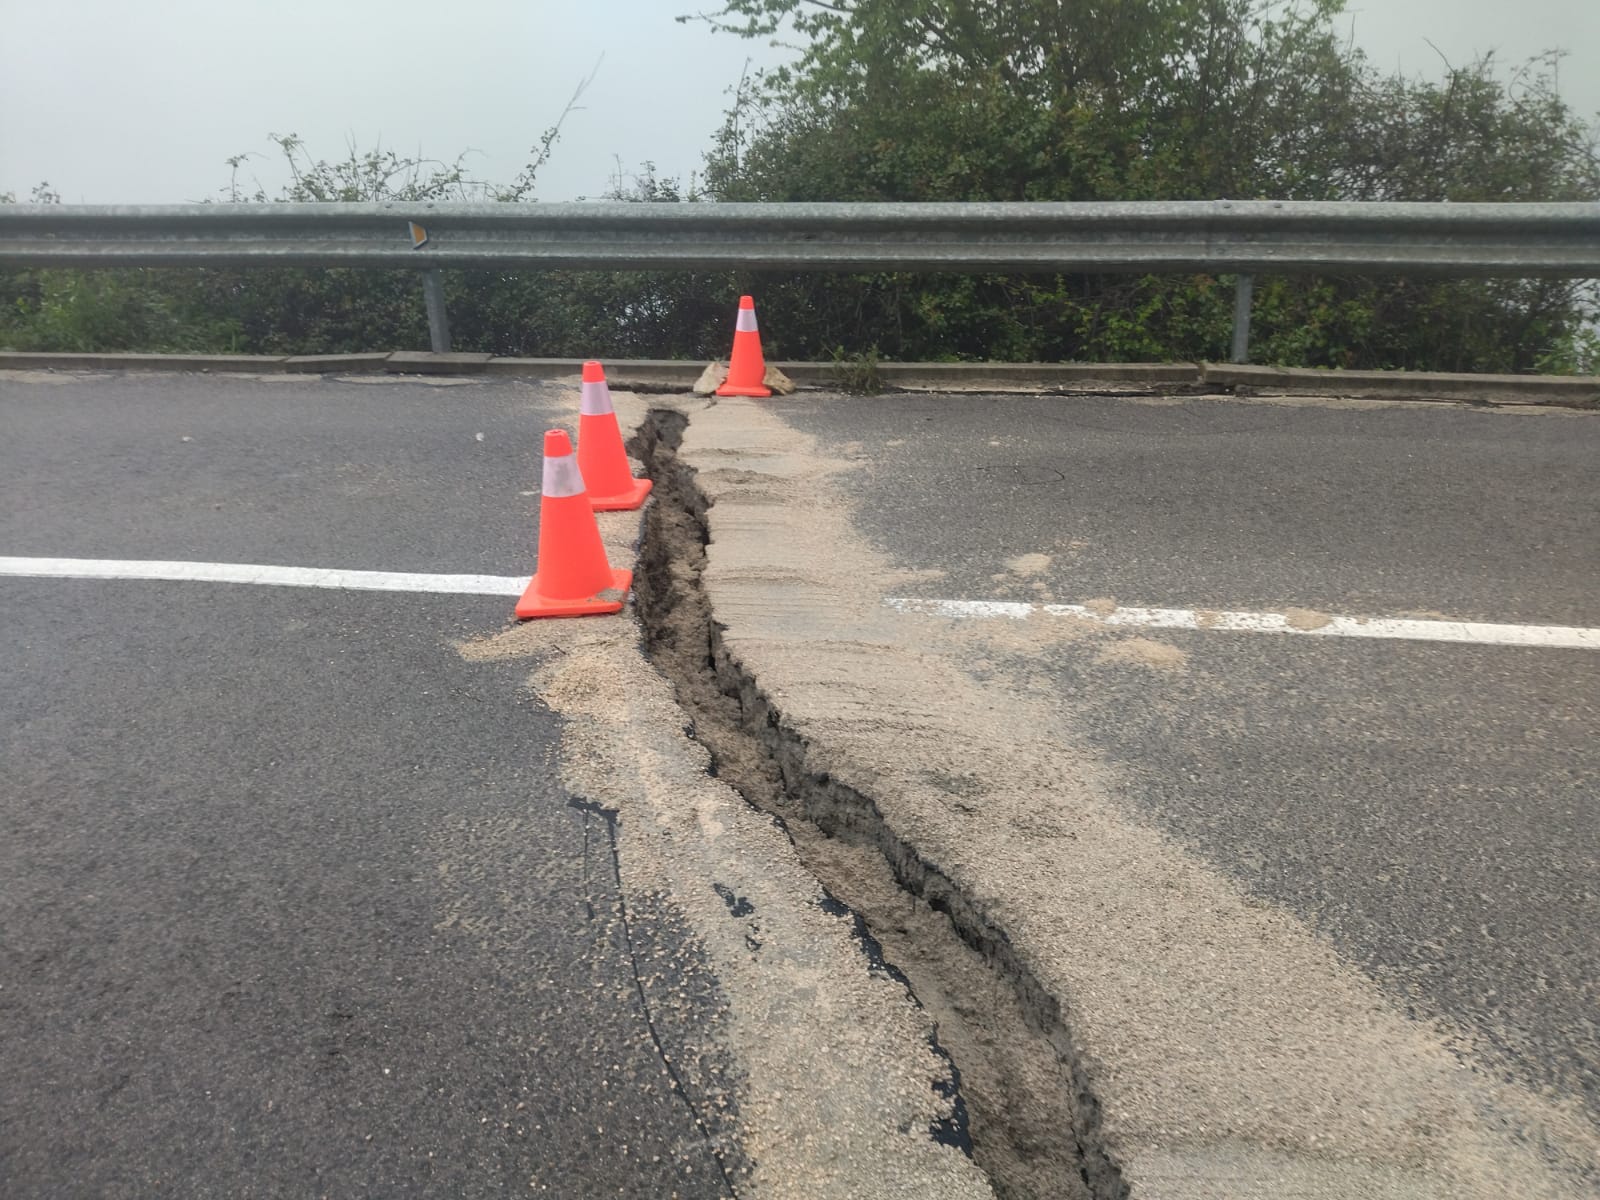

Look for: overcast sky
[2,1,1595,204]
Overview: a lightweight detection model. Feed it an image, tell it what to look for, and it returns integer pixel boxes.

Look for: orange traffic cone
[515,429,632,619]
[576,361,653,511]
[716,295,772,397]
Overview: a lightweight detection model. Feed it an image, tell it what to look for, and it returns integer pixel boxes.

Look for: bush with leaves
[686,0,1599,370]
[3,5,1596,370]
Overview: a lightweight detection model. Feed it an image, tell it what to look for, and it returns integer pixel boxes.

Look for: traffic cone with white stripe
[515,429,631,619]
[716,295,772,397]
[576,361,653,511]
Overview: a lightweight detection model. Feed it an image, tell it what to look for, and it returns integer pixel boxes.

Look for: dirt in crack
[632,408,1119,1200]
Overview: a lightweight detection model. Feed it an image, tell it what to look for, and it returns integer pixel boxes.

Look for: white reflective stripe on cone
[579,379,614,416]
[542,453,587,498]
[736,307,759,333]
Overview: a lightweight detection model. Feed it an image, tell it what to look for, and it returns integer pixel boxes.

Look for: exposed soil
[1284,606,1334,631]
[626,391,1600,1200]
[1093,637,1188,671]
[631,410,1111,1200]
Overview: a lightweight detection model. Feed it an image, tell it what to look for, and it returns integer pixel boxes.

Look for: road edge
[2,351,1595,408]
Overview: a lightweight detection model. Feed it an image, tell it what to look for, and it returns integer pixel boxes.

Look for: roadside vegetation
[3,0,1597,372]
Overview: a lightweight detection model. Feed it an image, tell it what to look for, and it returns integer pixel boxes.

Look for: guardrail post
[420,269,452,354]
[1230,273,1254,364]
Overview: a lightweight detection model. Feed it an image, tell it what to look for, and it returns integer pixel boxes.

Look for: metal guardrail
[2,201,1596,359]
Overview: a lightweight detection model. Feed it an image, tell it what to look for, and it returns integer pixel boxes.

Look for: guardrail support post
[1230,273,1254,364]
[420,269,451,354]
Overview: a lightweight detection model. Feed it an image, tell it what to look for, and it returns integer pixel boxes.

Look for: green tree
[698,0,1371,202]
[5,8,1595,371]
[686,0,1599,370]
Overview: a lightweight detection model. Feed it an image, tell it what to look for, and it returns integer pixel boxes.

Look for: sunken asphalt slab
[0,371,550,571]
[796,390,1597,626]
[1,583,727,1198]
[772,390,1600,1121]
[0,373,728,1197]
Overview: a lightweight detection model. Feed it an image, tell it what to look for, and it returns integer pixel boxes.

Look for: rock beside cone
[692,361,726,396]
[693,361,796,397]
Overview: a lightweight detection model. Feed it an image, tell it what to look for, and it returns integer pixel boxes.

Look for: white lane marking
[884,597,1600,650]
[0,557,527,596]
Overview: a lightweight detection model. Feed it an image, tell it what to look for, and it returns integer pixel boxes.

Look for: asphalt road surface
[1,373,730,1198]
[775,390,1600,1120]
[8,369,1597,1197]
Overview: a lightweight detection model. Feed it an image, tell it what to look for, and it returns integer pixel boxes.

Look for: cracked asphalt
[11,369,1596,1196]
[775,389,1600,1124]
[0,372,732,1198]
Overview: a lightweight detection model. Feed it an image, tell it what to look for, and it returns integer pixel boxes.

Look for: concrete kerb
[1202,362,1600,407]
[384,350,493,374]
[859,361,1201,391]
[283,353,391,373]
[0,351,291,373]
[482,358,706,388]
[2,350,1595,406]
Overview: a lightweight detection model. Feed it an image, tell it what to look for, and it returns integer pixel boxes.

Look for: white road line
[0,557,528,596]
[884,597,1600,650]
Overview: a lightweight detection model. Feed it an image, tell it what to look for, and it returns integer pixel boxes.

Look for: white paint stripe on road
[0,557,528,596]
[884,596,1600,650]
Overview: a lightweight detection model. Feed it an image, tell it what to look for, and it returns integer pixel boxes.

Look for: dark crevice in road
[632,409,1127,1200]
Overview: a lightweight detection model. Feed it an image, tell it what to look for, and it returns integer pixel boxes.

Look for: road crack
[570,798,743,1200]
[632,409,1125,1200]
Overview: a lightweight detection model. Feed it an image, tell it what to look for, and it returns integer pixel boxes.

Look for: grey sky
[2,1,1595,204]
